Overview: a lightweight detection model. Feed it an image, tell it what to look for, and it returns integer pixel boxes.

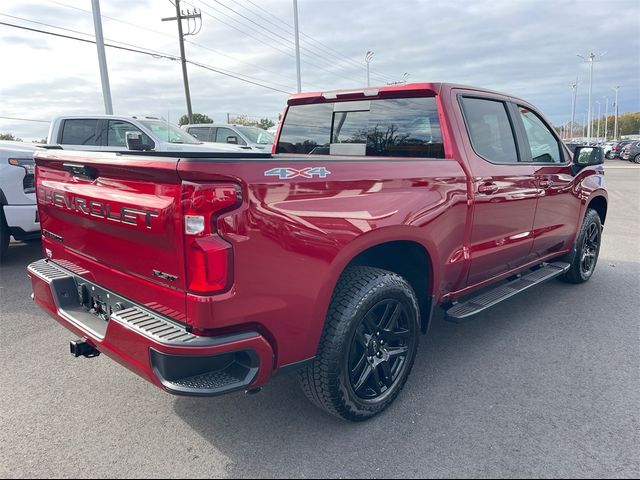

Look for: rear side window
[277,97,444,158]
[60,119,101,146]
[518,107,562,163]
[460,97,518,164]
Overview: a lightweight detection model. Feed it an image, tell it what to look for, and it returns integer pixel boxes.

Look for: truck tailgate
[35,151,188,320]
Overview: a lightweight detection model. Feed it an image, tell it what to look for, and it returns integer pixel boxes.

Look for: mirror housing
[125,131,152,151]
[226,135,239,145]
[573,146,604,169]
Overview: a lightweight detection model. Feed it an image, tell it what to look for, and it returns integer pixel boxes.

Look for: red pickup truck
[28,83,607,421]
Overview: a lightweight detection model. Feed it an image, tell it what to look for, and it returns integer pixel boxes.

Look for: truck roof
[287,82,519,105]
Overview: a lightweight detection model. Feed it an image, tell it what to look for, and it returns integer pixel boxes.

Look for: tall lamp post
[596,100,601,141]
[603,96,609,141]
[612,86,620,140]
[569,78,578,140]
[577,52,605,142]
[365,51,374,87]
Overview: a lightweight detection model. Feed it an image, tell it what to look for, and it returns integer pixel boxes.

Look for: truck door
[456,94,539,286]
[512,105,582,259]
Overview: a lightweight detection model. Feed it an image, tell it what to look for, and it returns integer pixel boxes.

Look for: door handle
[539,178,554,189]
[478,182,499,194]
[63,163,98,181]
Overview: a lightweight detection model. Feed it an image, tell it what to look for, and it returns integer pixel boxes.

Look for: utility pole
[612,86,620,140]
[570,77,578,139]
[91,0,113,114]
[293,0,302,93]
[162,0,201,124]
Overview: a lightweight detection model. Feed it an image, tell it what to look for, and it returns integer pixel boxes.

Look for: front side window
[460,97,518,164]
[60,119,101,146]
[216,127,246,145]
[276,97,445,158]
[518,107,562,163]
[187,127,214,142]
[107,120,152,147]
[235,126,274,144]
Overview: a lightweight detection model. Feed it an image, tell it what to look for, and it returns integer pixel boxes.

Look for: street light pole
[91,0,113,115]
[365,51,374,87]
[612,86,620,140]
[293,0,302,93]
[596,100,601,140]
[577,52,604,142]
[570,77,578,139]
[604,96,609,141]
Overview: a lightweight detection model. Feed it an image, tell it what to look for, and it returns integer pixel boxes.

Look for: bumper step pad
[445,261,570,321]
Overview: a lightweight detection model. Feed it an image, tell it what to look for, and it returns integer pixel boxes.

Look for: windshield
[236,126,274,144]
[138,120,201,144]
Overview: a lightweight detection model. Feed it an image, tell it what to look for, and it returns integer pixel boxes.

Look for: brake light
[181,182,241,294]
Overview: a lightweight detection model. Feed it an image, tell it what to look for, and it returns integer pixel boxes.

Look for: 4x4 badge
[264,167,331,180]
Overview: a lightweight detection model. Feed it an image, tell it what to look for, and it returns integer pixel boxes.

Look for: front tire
[634,154,640,164]
[559,209,602,284]
[299,266,420,421]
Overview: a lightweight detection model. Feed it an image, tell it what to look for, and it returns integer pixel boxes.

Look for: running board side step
[445,262,570,322]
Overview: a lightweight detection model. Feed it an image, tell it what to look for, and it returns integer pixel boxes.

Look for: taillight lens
[181,182,241,294]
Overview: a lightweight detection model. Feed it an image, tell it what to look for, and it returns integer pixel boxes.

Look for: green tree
[257,118,275,130]
[178,113,213,126]
[0,133,22,141]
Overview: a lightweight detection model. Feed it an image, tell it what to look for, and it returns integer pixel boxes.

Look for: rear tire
[299,266,420,421]
[559,209,602,284]
[634,154,640,164]
[0,208,10,263]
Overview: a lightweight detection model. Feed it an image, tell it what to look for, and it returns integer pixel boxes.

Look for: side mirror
[125,131,148,151]
[191,132,198,139]
[226,136,239,145]
[573,146,604,169]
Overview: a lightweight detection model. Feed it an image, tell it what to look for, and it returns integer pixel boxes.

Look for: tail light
[181,182,241,294]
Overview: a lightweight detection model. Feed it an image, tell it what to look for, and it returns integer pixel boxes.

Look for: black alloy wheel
[348,299,415,401]
[580,221,600,277]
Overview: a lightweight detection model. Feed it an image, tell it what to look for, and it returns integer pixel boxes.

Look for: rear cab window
[276,97,445,158]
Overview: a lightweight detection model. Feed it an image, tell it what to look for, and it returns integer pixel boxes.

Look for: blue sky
[0,0,638,140]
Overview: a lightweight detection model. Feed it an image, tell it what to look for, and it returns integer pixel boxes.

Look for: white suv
[47,116,250,153]
[0,141,42,262]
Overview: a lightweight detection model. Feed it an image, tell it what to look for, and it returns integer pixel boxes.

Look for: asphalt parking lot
[1,162,638,479]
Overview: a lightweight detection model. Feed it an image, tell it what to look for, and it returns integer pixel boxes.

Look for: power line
[0,20,292,94]
[236,0,398,83]
[192,0,366,85]
[43,0,298,88]
[0,116,50,123]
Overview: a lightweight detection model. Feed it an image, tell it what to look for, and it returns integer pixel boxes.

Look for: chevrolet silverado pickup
[28,83,607,421]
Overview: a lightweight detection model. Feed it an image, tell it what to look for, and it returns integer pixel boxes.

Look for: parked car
[29,83,607,421]
[0,141,42,262]
[620,141,640,163]
[47,116,249,153]
[606,140,633,159]
[182,123,274,151]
